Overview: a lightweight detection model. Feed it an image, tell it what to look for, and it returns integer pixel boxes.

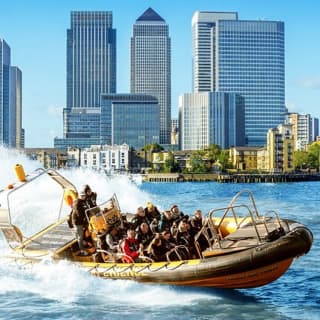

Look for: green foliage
[142,143,163,152]
[163,151,180,173]
[189,152,208,173]
[293,150,309,169]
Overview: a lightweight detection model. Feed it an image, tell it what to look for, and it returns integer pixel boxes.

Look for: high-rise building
[179,92,244,150]
[287,113,313,151]
[0,40,23,148]
[267,124,294,173]
[192,12,286,146]
[130,7,171,144]
[0,39,10,146]
[9,66,22,148]
[55,11,116,149]
[100,93,160,150]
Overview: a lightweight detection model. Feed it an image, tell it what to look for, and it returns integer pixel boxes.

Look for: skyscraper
[130,7,171,145]
[55,11,116,149]
[192,12,286,146]
[100,93,160,150]
[179,92,244,150]
[9,66,22,148]
[0,39,23,148]
[0,39,10,146]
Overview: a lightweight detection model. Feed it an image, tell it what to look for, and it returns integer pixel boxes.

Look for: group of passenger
[69,184,207,262]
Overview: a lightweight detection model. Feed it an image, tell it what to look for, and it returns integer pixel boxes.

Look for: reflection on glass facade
[192,12,286,146]
[67,11,116,109]
[131,8,171,144]
[100,94,160,150]
[55,11,116,149]
[179,92,244,150]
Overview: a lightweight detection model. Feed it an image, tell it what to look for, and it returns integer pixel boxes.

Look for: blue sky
[1,0,319,147]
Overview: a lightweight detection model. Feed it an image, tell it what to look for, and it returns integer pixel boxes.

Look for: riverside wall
[143,173,320,183]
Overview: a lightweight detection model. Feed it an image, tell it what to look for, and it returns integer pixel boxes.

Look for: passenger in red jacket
[122,229,142,262]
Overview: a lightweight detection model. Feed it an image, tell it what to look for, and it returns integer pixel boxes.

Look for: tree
[142,143,163,152]
[307,142,320,170]
[218,150,231,172]
[189,151,208,173]
[293,150,309,170]
[163,152,179,173]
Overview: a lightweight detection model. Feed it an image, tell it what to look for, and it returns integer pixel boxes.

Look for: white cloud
[297,77,320,90]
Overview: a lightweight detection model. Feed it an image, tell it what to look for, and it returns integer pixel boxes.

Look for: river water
[0,147,319,320]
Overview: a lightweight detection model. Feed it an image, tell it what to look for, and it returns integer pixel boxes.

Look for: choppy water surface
[0,147,319,320]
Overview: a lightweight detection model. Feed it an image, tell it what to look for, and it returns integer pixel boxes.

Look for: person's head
[127,228,135,239]
[140,222,149,234]
[161,230,171,240]
[146,202,154,212]
[164,210,171,219]
[170,205,180,218]
[178,218,189,232]
[136,206,145,216]
[79,188,87,199]
[152,233,162,246]
[83,184,92,196]
[194,209,202,220]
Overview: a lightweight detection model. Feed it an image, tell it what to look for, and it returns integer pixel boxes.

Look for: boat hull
[80,226,312,288]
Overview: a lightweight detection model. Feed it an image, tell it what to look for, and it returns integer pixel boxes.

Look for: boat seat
[225,222,282,242]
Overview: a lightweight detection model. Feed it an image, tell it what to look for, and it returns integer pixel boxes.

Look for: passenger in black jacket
[82,184,97,208]
[72,189,90,255]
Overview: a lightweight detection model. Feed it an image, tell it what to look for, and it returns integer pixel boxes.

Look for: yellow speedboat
[0,165,313,289]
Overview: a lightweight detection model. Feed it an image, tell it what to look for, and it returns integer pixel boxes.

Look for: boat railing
[194,204,251,257]
[194,191,286,258]
[225,189,261,217]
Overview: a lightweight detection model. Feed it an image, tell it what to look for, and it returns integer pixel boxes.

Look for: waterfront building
[192,11,286,146]
[24,148,68,169]
[287,113,313,151]
[66,147,81,167]
[130,7,171,144]
[100,93,160,150]
[0,40,23,148]
[80,144,129,172]
[266,123,294,173]
[229,146,263,171]
[179,92,245,150]
[257,149,270,172]
[54,11,116,149]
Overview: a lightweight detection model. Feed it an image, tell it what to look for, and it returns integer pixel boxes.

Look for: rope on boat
[148,262,169,272]
[165,261,186,270]
[135,263,152,273]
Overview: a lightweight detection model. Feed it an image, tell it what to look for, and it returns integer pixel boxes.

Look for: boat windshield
[2,169,75,239]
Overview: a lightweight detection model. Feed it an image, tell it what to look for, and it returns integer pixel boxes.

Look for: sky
[0,0,320,147]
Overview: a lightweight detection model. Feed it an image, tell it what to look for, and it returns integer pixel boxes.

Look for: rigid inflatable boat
[0,165,313,289]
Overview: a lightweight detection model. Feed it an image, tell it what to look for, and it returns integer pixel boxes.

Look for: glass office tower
[55,11,116,149]
[100,93,160,150]
[179,92,244,150]
[131,7,171,145]
[0,39,10,146]
[9,66,22,148]
[192,12,286,146]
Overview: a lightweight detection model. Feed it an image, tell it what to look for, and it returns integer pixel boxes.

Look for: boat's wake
[0,256,220,306]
